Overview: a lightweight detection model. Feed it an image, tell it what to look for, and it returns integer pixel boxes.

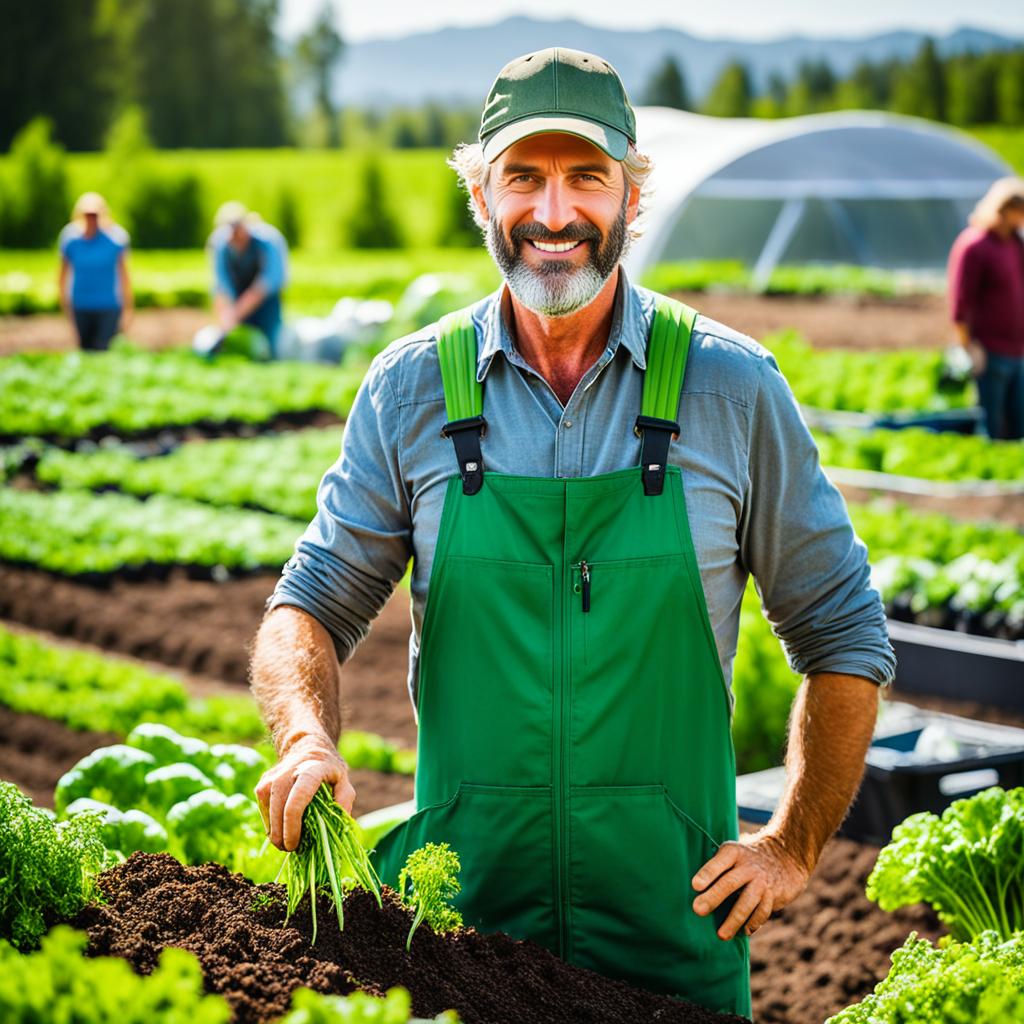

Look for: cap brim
[481,115,629,163]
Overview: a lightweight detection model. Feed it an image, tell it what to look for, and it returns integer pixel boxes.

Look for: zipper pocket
[572,560,592,613]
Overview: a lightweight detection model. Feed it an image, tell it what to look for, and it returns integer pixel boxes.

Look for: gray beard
[486,195,629,318]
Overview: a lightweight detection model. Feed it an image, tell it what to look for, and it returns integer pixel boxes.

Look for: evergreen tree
[642,56,691,110]
[891,38,947,122]
[348,157,402,248]
[295,2,345,148]
[947,53,999,126]
[703,61,753,118]
[996,50,1024,126]
[438,177,481,247]
[0,0,118,150]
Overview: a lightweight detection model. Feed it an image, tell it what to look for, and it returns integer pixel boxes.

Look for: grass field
[968,127,1024,174]
[44,149,462,254]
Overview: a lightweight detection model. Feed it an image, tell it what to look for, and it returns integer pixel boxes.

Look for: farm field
[1,275,1022,1023]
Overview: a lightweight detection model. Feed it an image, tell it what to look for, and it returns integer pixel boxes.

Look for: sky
[277,0,1024,43]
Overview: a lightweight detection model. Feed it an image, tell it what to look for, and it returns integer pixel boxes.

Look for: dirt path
[0,293,951,356]
[673,290,950,351]
[0,307,209,355]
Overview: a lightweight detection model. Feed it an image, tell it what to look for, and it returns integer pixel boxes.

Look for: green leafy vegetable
[397,842,463,952]
[0,782,106,950]
[281,985,461,1023]
[0,926,232,1022]
[54,744,157,814]
[867,786,1024,941]
[165,789,264,865]
[278,783,382,945]
[64,798,168,856]
[826,930,1024,1023]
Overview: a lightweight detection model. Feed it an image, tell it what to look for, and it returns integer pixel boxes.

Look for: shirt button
[564,420,573,429]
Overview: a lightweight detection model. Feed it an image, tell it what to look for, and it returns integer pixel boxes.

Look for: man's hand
[966,340,987,377]
[691,830,811,940]
[254,734,356,852]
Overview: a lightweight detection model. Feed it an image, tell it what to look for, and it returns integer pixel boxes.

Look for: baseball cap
[479,47,636,164]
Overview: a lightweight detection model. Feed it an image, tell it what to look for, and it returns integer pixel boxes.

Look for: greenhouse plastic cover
[625,109,1012,280]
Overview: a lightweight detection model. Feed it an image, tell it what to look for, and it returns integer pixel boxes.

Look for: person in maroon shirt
[948,177,1024,440]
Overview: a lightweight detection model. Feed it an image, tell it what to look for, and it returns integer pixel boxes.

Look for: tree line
[643,40,1024,126]
[2,3,1023,153]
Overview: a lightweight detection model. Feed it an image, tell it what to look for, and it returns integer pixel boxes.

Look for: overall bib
[372,297,751,1018]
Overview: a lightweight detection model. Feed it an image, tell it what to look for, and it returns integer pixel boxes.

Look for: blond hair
[447,141,655,242]
[969,176,1024,231]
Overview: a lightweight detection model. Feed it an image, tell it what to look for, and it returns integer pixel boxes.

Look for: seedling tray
[737,701,1024,845]
[887,619,1024,710]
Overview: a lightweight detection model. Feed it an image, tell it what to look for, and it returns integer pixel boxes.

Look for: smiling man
[250,48,894,1019]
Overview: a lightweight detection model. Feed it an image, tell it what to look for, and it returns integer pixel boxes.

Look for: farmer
[207,202,288,357]
[251,48,893,1019]
[58,192,133,351]
[947,177,1024,440]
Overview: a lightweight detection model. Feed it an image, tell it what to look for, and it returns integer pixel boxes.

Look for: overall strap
[636,296,698,496]
[437,307,487,495]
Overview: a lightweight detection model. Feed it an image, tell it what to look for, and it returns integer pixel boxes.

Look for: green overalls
[372,296,751,1018]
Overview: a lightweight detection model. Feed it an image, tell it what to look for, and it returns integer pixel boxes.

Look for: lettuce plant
[827,930,1024,1023]
[867,786,1024,941]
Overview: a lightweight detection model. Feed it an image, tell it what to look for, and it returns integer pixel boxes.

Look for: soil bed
[78,852,745,1024]
[0,706,119,807]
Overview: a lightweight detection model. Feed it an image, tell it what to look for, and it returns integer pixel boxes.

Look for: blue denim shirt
[270,274,896,711]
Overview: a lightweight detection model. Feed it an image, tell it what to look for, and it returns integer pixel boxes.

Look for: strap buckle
[634,415,679,496]
[441,415,488,495]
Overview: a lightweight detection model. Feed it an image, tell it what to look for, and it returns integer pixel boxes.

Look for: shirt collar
[473,268,653,383]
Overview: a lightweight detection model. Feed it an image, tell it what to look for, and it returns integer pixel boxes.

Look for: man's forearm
[762,672,879,872]
[250,605,343,756]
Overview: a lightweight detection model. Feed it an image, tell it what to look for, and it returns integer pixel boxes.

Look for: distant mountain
[332,17,1019,109]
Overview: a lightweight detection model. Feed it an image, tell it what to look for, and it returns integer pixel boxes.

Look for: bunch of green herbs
[278,783,381,944]
[397,842,463,951]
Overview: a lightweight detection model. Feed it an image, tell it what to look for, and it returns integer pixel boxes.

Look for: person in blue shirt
[58,192,133,351]
[207,202,288,356]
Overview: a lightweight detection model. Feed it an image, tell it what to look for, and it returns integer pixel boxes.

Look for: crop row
[0,346,362,441]
[0,488,300,575]
[34,428,343,520]
[814,426,1024,483]
[764,330,972,415]
[0,624,415,777]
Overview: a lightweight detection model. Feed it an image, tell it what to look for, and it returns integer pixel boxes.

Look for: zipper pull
[580,560,591,613]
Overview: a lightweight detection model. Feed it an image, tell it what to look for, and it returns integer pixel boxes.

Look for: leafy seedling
[397,842,463,952]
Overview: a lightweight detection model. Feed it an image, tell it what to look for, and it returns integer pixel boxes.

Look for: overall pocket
[371,782,557,951]
[568,784,748,1015]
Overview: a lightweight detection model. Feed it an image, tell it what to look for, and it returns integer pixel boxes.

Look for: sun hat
[479,47,636,164]
[73,192,107,217]
[214,200,251,228]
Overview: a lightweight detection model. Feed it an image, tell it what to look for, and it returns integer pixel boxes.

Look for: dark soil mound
[78,853,747,1024]
[748,837,942,1023]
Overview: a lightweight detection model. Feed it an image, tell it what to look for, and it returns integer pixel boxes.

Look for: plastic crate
[737,701,1024,845]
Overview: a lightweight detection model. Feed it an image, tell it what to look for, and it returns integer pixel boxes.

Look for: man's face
[229,223,251,252]
[473,133,640,317]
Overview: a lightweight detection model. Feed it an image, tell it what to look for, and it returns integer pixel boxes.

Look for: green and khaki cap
[479,47,636,163]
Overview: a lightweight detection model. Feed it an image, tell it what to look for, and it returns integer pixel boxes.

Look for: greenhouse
[627,108,1012,285]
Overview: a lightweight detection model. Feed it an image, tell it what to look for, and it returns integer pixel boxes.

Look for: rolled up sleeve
[268,355,412,662]
[740,353,896,686]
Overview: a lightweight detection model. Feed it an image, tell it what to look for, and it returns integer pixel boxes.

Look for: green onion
[276,783,381,944]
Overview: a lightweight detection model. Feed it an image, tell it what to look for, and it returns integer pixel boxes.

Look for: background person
[57,192,132,351]
[947,177,1024,440]
[207,202,288,356]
